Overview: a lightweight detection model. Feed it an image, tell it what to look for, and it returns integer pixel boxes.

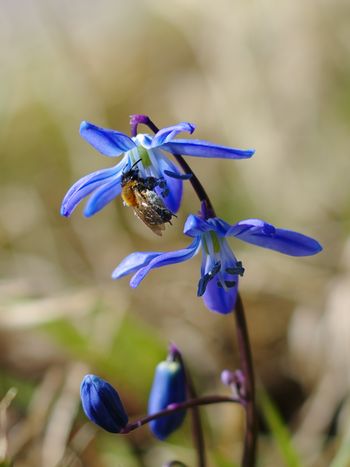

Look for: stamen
[197,261,221,296]
[152,177,170,197]
[226,261,245,277]
[224,280,236,288]
[197,276,209,296]
[163,170,193,180]
[158,179,167,188]
[140,177,154,190]
[217,280,236,289]
[211,261,221,276]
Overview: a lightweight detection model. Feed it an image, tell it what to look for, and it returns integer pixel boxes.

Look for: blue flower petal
[184,214,211,237]
[83,176,123,216]
[156,153,183,213]
[80,374,128,433]
[208,218,233,236]
[199,240,239,314]
[202,275,238,314]
[160,139,255,159]
[80,121,136,157]
[151,122,196,147]
[130,238,200,287]
[134,133,153,149]
[61,164,123,217]
[112,251,162,279]
[184,215,232,237]
[227,219,323,256]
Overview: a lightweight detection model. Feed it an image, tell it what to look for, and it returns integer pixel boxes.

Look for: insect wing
[133,190,166,236]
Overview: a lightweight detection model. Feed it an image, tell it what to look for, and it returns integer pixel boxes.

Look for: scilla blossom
[61,120,254,217]
[112,214,322,314]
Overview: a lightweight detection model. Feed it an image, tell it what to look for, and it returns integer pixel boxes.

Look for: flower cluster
[62,116,322,314]
[66,116,323,457]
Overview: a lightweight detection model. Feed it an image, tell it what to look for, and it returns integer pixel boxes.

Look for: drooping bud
[80,374,128,433]
[221,369,236,386]
[221,369,246,401]
[148,351,187,440]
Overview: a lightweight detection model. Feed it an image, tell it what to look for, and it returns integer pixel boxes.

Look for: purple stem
[130,114,258,466]
[234,294,257,466]
[173,344,206,467]
[129,114,215,218]
[120,395,239,434]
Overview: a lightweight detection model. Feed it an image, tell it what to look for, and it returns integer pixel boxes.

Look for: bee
[121,161,175,236]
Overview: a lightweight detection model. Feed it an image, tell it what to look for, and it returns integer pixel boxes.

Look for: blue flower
[148,359,187,440]
[61,120,254,217]
[80,374,128,433]
[112,215,323,314]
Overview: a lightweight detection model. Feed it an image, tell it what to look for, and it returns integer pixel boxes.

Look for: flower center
[197,233,245,297]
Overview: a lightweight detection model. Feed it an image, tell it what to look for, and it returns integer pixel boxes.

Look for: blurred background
[0,0,349,465]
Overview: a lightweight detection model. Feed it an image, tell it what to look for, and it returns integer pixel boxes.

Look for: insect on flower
[60,119,255,219]
[121,160,175,236]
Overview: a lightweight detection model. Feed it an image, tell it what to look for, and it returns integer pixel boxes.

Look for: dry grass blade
[0,388,18,462]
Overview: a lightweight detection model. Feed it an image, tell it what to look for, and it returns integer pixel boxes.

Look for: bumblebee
[121,165,174,236]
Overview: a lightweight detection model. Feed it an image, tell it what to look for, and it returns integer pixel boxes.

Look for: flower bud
[221,369,236,386]
[148,360,187,440]
[80,374,128,433]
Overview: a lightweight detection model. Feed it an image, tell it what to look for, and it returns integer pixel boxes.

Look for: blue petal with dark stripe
[80,121,136,157]
[151,122,195,147]
[227,219,323,256]
[61,160,126,216]
[160,139,255,159]
[129,238,200,288]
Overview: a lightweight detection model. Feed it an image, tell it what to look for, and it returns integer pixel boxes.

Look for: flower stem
[129,114,215,218]
[168,155,215,218]
[120,395,239,434]
[234,293,257,467]
[131,114,258,466]
[186,375,206,467]
[174,344,206,467]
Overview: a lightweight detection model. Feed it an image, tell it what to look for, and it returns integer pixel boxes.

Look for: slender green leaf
[259,390,302,467]
[329,422,350,467]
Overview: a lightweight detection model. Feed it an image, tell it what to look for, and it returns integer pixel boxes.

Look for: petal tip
[83,205,95,217]
[79,120,91,135]
[241,148,255,158]
[129,279,139,288]
[188,122,196,134]
[60,200,72,217]
[60,207,70,217]
[311,241,323,255]
[111,270,121,280]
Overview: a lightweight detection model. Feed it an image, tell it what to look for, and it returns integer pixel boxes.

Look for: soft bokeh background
[0,0,349,466]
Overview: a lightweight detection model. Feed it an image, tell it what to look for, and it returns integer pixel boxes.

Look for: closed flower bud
[80,374,128,433]
[148,360,187,440]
